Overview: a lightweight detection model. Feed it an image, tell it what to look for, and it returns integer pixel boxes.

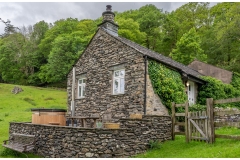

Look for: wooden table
[68,116,100,128]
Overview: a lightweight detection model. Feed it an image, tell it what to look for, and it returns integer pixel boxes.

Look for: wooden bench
[2,133,36,153]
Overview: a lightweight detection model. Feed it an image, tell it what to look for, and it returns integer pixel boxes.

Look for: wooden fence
[172,97,240,144]
[171,102,188,142]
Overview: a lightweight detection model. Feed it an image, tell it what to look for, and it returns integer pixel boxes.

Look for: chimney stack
[98,5,118,36]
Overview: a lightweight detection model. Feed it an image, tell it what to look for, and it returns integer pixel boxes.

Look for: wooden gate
[172,97,240,144]
[188,111,209,142]
[172,100,214,143]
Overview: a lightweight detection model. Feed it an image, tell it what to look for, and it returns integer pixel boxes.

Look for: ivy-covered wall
[148,60,187,112]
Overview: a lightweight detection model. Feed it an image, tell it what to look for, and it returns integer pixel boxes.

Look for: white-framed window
[113,69,125,94]
[78,78,86,98]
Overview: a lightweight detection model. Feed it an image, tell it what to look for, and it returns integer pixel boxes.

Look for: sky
[0,1,219,35]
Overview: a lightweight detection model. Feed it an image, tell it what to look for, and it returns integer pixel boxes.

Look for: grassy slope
[0,83,67,157]
[136,128,240,158]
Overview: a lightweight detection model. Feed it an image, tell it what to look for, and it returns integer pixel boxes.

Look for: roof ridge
[100,27,205,81]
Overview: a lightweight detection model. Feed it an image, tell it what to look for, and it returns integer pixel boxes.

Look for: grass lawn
[136,127,240,158]
[0,83,67,158]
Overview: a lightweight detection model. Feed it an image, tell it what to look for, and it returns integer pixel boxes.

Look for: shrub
[198,76,240,108]
[149,140,162,150]
[231,72,240,90]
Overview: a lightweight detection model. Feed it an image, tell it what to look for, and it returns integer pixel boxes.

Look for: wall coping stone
[143,115,171,118]
[9,122,129,131]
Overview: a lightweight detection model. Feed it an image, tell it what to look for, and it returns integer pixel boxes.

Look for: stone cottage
[67,5,206,120]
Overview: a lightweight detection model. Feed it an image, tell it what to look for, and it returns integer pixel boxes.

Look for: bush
[149,140,162,150]
[198,76,240,108]
[231,72,240,90]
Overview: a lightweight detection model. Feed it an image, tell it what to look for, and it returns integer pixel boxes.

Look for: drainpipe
[144,55,148,115]
[71,66,76,117]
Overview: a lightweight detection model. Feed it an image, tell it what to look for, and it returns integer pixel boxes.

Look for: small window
[113,69,125,94]
[78,78,86,98]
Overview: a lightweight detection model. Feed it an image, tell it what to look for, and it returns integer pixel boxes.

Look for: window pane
[83,79,86,83]
[120,70,125,77]
[79,79,82,84]
[114,79,119,93]
[114,71,119,77]
[82,85,85,96]
[79,86,82,97]
[120,78,124,93]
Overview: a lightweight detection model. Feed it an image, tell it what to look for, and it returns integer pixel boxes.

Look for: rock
[11,86,23,94]
[85,152,94,157]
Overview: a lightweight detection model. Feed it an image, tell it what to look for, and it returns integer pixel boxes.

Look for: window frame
[78,78,86,98]
[112,69,125,95]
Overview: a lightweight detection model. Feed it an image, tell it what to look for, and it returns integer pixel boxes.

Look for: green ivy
[231,72,240,90]
[198,76,240,108]
[148,60,187,112]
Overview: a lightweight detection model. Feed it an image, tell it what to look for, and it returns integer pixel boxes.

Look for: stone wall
[214,107,240,128]
[146,75,169,116]
[67,29,146,120]
[9,115,171,158]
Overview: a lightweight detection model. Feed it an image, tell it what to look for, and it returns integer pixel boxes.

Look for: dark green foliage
[231,72,240,90]
[198,76,240,108]
[0,148,21,157]
[149,140,162,150]
[148,60,187,111]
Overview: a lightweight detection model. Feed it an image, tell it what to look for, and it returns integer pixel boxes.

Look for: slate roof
[102,28,205,83]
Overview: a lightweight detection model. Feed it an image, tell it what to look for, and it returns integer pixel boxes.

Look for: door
[188,81,195,105]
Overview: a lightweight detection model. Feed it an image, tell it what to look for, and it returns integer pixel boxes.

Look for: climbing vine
[148,60,187,112]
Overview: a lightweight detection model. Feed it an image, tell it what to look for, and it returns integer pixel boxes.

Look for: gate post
[171,102,176,140]
[185,102,189,143]
[206,98,215,143]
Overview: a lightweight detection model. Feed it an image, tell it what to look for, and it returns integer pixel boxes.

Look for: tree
[0,33,26,84]
[38,19,97,83]
[38,33,82,83]
[204,3,240,73]
[116,18,146,45]
[38,18,80,59]
[0,18,20,37]
[160,12,180,56]
[174,2,211,36]
[170,27,207,65]
[137,4,164,50]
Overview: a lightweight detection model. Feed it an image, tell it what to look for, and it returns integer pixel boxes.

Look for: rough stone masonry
[9,115,171,158]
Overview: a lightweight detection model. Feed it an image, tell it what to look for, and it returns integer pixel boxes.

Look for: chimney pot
[106,5,112,11]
